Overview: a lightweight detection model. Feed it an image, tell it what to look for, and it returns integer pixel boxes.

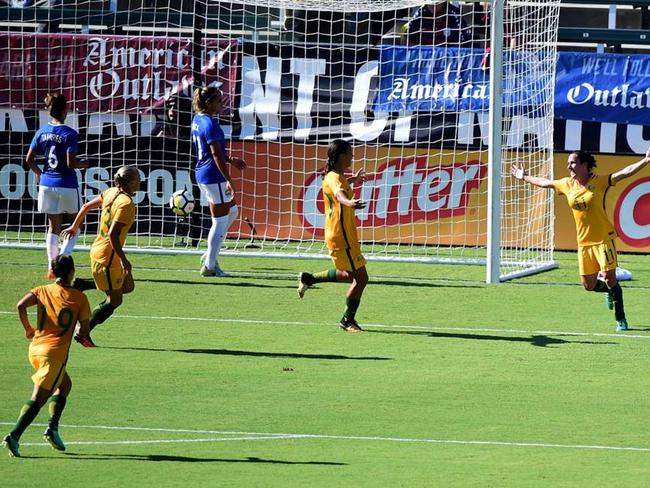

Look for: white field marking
[2,422,649,452]
[0,310,649,340]
[21,435,301,447]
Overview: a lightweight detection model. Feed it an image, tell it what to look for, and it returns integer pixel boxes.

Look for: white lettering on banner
[580,57,619,77]
[386,77,488,104]
[614,177,650,247]
[299,157,486,233]
[239,55,282,140]
[350,61,389,141]
[84,38,189,70]
[290,58,326,140]
[566,83,650,111]
[0,163,26,199]
[0,165,193,206]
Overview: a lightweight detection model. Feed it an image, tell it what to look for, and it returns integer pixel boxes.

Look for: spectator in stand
[402,2,472,47]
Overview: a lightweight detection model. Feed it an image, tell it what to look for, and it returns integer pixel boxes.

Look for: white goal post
[0,0,561,282]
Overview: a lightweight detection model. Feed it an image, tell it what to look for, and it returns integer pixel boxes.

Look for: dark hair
[571,150,597,171]
[44,92,67,121]
[52,255,74,281]
[192,87,222,114]
[114,165,140,189]
[326,139,352,173]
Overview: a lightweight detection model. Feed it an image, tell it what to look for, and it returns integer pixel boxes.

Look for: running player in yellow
[298,139,368,332]
[512,147,650,331]
[61,165,140,345]
[2,255,91,458]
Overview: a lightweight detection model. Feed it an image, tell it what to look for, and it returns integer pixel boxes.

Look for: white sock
[227,204,239,229]
[46,231,60,270]
[60,229,79,256]
[205,215,229,270]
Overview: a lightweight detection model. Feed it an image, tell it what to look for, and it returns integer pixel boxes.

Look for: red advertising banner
[229,142,490,246]
[0,32,239,112]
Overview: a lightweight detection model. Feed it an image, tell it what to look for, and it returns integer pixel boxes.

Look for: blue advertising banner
[555,52,650,125]
[374,46,552,114]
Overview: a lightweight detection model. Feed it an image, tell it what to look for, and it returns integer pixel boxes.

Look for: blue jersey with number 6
[30,123,79,188]
[191,113,227,185]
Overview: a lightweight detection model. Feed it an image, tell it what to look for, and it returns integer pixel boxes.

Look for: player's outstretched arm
[16,292,37,340]
[61,196,102,239]
[336,190,367,210]
[611,146,650,184]
[511,164,554,188]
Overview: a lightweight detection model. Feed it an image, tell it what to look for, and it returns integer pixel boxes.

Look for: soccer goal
[0,0,561,282]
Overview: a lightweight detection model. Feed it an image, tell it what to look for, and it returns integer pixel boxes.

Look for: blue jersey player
[191,87,246,277]
[25,93,88,278]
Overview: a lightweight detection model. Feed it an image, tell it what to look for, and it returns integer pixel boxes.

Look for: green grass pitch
[1,248,649,487]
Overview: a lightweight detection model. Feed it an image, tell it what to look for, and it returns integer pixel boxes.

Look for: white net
[0,0,560,281]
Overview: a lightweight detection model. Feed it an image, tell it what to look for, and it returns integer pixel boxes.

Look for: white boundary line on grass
[0,310,648,340]
[2,422,649,452]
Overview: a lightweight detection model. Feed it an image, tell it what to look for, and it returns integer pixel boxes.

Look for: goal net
[0,0,560,281]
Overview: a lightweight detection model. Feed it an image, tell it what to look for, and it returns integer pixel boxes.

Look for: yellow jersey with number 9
[323,171,360,251]
[29,283,91,360]
[90,187,135,266]
[552,174,617,246]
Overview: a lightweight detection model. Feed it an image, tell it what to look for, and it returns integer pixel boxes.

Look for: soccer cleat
[297,272,314,299]
[43,428,66,451]
[616,319,629,332]
[339,316,363,332]
[605,292,614,311]
[214,266,230,278]
[200,265,216,277]
[74,334,97,348]
[2,434,20,457]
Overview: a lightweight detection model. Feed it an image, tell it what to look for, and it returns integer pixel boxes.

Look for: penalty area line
[2,422,649,453]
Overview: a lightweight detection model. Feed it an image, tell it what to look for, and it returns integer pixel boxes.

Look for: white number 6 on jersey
[47,146,59,169]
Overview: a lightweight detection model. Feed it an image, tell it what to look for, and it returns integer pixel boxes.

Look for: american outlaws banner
[373,46,551,114]
[0,33,239,112]
[555,52,650,125]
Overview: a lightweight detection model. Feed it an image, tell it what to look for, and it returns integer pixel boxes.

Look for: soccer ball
[169,189,195,217]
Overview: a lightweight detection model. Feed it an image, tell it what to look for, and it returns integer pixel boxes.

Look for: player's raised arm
[611,146,650,184]
[336,189,366,209]
[511,164,554,188]
[61,196,102,239]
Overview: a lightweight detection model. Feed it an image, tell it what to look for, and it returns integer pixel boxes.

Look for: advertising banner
[373,46,551,114]
[553,153,650,253]
[0,33,239,112]
[555,52,650,125]
[232,141,490,246]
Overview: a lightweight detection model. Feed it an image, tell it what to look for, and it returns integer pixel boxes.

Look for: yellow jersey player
[298,139,368,332]
[2,255,91,458]
[512,147,650,331]
[61,165,140,345]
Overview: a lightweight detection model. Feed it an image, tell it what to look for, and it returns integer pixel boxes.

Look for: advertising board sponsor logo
[299,156,485,235]
[614,176,650,247]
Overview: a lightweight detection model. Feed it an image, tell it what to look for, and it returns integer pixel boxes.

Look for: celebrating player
[25,93,88,279]
[61,165,140,344]
[192,86,246,277]
[511,147,650,331]
[298,139,368,332]
[2,255,91,458]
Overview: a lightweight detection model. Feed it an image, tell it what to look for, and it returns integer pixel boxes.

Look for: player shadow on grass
[102,345,391,360]
[135,277,281,288]
[60,453,345,464]
[367,330,616,347]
